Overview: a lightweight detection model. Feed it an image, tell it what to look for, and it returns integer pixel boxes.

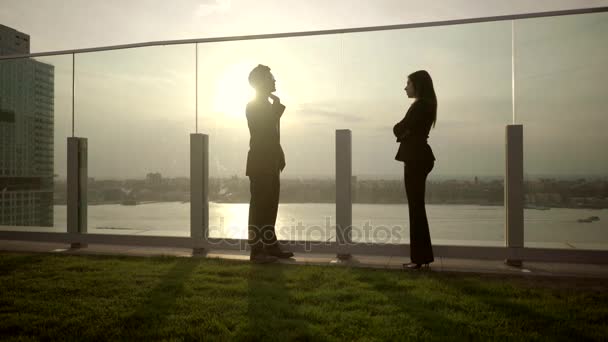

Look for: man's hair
[248,64,271,89]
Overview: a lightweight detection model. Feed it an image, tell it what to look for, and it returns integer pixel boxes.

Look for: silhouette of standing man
[246,64,294,263]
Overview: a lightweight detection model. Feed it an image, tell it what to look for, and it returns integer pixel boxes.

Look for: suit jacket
[246,99,286,176]
[393,99,436,162]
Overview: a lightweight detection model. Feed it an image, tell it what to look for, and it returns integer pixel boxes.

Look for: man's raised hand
[269,94,281,105]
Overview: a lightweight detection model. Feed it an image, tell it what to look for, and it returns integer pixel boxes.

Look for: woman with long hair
[393,70,437,270]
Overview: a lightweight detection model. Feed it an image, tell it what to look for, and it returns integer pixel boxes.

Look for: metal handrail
[1,6,607,60]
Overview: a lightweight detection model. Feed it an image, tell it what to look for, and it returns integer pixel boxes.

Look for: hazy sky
[1,1,607,179]
[1,0,607,52]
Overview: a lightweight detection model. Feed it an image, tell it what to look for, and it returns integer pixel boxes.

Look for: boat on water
[524,205,550,210]
[577,216,600,223]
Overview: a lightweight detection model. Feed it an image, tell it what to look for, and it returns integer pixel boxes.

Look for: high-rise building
[0,24,54,227]
[146,172,163,186]
[0,24,30,56]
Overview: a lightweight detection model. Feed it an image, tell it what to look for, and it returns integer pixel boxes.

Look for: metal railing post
[505,125,524,266]
[67,137,87,248]
[191,133,209,255]
[336,129,352,260]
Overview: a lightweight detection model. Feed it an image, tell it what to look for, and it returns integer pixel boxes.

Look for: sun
[213,62,256,119]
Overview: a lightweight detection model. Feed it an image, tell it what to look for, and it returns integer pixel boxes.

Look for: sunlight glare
[213,62,256,118]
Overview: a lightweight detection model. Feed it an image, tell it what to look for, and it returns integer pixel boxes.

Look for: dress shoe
[250,251,278,264]
[265,247,294,259]
[403,262,430,270]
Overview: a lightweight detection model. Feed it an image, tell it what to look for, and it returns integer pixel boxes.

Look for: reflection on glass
[516,12,608,250]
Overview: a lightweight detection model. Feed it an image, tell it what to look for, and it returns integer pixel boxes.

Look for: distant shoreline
[51,201,607,210]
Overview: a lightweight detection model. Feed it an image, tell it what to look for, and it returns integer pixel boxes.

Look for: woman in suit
[393,70,437,270]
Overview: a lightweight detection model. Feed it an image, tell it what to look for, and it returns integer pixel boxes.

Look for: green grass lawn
[1,252,607,341]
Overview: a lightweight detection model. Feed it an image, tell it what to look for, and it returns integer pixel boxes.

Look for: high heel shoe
[402,262,430,270]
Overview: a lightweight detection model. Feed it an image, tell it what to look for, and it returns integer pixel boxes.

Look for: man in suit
[246,64,294,263]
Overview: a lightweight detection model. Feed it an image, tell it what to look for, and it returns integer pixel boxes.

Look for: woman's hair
[409,70,437,128]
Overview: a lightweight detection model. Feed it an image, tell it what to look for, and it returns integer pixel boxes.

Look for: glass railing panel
[516,12,608,250]
[340,21,513,245]
[75,45,195,236]
[197,35,343,242]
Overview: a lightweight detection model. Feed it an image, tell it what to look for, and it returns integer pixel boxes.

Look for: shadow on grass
[114,258,199,339]
[236,263,324,341]
[449,276,604,340]
[356,270,482,340]
[359,269,605,340]
[0,253,44,275]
